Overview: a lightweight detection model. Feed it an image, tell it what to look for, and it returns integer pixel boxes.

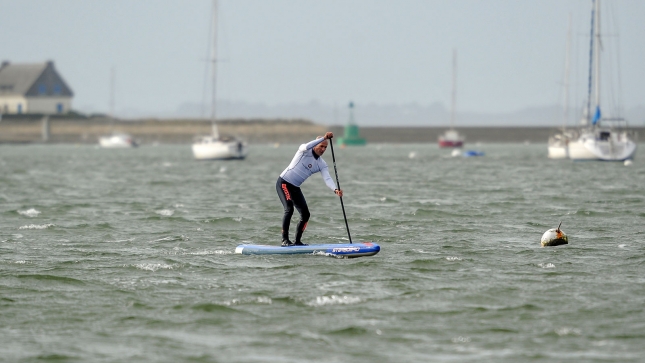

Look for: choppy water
[1,143,644,362]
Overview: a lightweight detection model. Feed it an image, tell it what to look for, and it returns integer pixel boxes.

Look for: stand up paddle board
[235,242,380,258]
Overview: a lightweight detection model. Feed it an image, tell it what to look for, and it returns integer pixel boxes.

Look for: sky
[1,0,644,121]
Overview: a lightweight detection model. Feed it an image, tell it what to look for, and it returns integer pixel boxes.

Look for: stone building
[0,61,74,115]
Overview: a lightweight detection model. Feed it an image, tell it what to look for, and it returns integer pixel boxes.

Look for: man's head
[313,136,328,156]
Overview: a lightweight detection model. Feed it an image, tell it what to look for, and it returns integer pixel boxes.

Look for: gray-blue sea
[1,143,644,363]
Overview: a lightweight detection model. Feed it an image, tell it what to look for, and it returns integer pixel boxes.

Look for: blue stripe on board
[235,242,380,258]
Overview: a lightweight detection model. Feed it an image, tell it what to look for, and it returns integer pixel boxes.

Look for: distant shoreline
[0,115,642,144]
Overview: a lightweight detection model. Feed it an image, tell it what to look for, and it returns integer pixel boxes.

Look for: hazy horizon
[2,0,644,124]
[111,100,645,128]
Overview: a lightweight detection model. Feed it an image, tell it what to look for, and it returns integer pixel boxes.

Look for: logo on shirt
[308,164,312,168]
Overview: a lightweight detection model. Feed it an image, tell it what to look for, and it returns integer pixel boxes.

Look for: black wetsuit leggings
[276,177,310,243]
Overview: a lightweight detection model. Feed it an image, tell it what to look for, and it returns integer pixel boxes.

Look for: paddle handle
[329,138,353,244]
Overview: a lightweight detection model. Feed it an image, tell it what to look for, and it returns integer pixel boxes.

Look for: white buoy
[451,149,461,157]
[541,221,568,247]
[624,159,633,166]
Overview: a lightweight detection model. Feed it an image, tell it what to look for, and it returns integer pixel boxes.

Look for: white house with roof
[0,60,74,115]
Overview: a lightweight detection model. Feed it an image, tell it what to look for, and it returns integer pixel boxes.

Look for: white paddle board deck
[235,242,380,258]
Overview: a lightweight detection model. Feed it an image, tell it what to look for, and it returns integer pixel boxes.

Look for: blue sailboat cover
[592,106,601,125]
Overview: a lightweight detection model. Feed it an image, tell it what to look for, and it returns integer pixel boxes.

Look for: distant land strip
[0,115,642,144]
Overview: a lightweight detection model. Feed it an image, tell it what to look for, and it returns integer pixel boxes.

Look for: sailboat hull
[568,130,637,161]
[567,138,598,160]
[438,139,463,148]
[192,139,247,160]
[548,146,568,159]
[99,134,138,148]
[438,130,464,148]
[547,135,570,159]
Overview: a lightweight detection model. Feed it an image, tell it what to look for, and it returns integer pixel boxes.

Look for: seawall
[0,116,641,144]
[0,116,326,144]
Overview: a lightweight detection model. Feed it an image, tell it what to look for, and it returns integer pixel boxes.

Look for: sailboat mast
[562,14,571,131]
[109,67,115,118]
[450,49,457,129]
[585,0,595,125]
[210,0,219,125]
[593,0,601,117]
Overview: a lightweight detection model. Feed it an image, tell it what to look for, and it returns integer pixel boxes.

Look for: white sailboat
[548,14,574,159]
[568,0,636,161]
[192,0,247,161]
[99,133,138,148]
[192,124,246,160]
[438,49,465,148]
[99,68,138,149]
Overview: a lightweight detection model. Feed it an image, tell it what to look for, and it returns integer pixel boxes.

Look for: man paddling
[277,132,343,246]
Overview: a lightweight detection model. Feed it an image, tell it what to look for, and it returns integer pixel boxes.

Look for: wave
[0,260,28,265]
[307,295,361,306]
[184,250,232,256]
[159,248,232,256]
[190,303,239,313]
[201,217,245,225]
[143,216,192,223]
[148,235,190,243]
[326,326,369,335]
[60,222,114,230]
[18,223,54,230]
[18,208,41,217]
[16,274,85,285]
[130,263,182,272]
[106,238,136,243]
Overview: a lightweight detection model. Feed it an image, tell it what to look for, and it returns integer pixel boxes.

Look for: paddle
[328,138,353,244]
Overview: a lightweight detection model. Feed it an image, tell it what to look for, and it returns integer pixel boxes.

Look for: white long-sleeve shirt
[279,138,337,191]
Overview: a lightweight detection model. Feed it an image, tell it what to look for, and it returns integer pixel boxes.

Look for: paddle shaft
[328,138,353,244]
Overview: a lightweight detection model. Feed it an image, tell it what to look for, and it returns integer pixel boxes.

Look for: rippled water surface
[1,143,644,362]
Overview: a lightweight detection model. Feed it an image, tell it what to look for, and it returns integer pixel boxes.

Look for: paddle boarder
[277,132,343,246]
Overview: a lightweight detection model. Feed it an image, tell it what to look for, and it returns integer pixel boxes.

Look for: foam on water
[18,223,54,230]
[256,296,272,304]
[131,263,181,271]
[18,208,41,217]
[162,247,231,256]
[555,327,582,336]
[452,336,472,343]
[109,238,135,243]
[412,249,431,254]
[150,235,189,243]
[0,260,29,264]
[155,209,174,216]
[184,250,232,255]
[308,295,362,306]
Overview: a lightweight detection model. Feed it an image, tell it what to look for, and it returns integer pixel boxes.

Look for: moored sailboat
[98,68,138,149]
[192,124,246,160]
[99,133,138,148]
[192,0,247,161]
[568,0,636,161]
[438,49,464,148]
[548,14,574,159]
